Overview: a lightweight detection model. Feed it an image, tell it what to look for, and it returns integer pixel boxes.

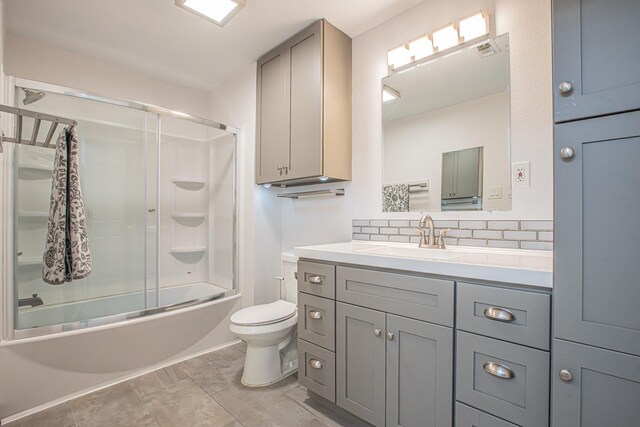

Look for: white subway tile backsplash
[459,220,487,229]
[487,220,520,230]
[352,219,553,250]
[504,230,537,240]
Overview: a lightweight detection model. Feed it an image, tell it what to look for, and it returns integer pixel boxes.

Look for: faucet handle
[437,229,451,249]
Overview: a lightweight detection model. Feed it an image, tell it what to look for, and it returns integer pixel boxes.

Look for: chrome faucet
[415,215,450,249]
[18,294,44,308]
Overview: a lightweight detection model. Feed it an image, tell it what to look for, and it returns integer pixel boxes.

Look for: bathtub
[16,282,231,335]
[1,285,243,422]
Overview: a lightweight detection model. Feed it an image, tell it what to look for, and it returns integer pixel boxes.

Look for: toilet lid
[231,300,297,326]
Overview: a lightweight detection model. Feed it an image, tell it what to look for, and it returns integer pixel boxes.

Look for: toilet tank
[281,251,299,304]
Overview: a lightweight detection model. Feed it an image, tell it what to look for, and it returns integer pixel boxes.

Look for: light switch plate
[512,161,530,188]
[489,186,503,199]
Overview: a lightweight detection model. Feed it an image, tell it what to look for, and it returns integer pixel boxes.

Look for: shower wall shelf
[18,211,48,219]
[170,212,206,219]
[18,257,42,267]
[171,177,206,190]
[169,246,206,255]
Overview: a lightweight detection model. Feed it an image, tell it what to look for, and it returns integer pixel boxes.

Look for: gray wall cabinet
[554,111,640,357]
[441,147,483,200]
[552,339,640,427]
[553,0,640,122]
[256,19,352,186]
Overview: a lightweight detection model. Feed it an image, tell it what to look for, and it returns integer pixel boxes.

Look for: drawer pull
[308,310,323,320]
[308,359,323,369]
[373,328,382,336]
[483,362,515,379]
[386,332,395,341]
[483,306,516,322]
[308,275,324,285]
[559,369,573,382]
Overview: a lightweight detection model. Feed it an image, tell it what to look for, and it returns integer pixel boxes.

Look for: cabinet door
[454,147,482,199]
[336,302,386,427]
[386,315,453,427]
[285,21,323,180]
[554,111,640,356]
[256,44,288,184]
[441,151,456,199]
[552,339,640,427]
[553,0,640,122]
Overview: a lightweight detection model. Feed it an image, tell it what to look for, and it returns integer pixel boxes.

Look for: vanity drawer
[456,331,549,427]
[457,282,551,351]
[298,292,335,351]
[298,261,336,299]
[298,339,336,403]
[455,402,518,427]
[336,266,454,327]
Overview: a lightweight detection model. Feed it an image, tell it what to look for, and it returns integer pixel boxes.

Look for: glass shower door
[13,89,158,330]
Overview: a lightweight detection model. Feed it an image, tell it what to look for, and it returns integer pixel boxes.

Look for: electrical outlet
[489,186,503,199]
[512,161,530,187]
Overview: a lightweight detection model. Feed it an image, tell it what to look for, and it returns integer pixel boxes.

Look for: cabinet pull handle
[560,147,575,160]
[483,362,515,379]
[308,275,323,285]
[559,81,573,94]
[308,359,323,369]
[308,310,322,320]
[483,306,516,322]
[373,328,382,336]
[559,369,573,382]
[386,332,395,341]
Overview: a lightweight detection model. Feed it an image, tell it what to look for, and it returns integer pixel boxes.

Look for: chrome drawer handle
[308,359,323,369]
[483,362,515,379]
[308,310,323,320]
[308,275,323,285]
[483,306,516,322]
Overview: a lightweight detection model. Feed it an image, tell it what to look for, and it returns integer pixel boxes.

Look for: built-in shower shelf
[171,212,206,220]
[171,177,206,190]
[18,257,41,267]
[169,246,206,255]
[18,163,53,180]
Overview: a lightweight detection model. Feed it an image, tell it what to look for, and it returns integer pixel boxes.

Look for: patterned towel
[382,184,410,212]
[43,127,92,285]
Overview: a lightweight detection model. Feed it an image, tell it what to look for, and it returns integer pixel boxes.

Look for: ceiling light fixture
[382,85,401,103]
[175,0,245,27]
[459,11,489,41]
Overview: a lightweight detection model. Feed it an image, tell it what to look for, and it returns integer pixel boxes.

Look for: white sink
[354,245,462,261]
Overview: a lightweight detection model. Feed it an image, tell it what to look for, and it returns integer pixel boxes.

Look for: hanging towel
[382,184,410,212]
[43,126,92,285]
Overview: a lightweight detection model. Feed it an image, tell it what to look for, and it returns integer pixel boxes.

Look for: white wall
[384,91,511,211]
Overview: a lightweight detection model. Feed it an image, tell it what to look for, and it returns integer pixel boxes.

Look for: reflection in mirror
[382,34,511,212]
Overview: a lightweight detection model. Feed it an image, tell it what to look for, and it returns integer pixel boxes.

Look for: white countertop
[294,241,553,288]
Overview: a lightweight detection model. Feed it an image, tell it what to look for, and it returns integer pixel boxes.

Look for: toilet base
[241,340,298,387]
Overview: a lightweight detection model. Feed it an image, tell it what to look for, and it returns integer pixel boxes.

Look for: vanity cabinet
[256,19,352,186]
[553,0,640,122]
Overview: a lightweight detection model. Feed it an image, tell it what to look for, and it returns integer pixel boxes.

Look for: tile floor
[7,343,364,427]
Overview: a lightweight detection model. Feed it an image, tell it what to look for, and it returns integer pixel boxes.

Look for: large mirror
[382,34,511,212]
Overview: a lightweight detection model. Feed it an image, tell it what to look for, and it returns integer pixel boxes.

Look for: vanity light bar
[387,10,489,71]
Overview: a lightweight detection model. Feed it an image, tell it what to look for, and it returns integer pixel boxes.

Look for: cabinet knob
[559,81,573,94]
[559,369,573,382]
[373,328,382,336]
[308,359,323,369]
[308,310,322,320]
[386,332,394,341]
[560,147,575,160]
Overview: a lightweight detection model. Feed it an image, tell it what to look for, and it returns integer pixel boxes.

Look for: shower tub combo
[0,77,242,422]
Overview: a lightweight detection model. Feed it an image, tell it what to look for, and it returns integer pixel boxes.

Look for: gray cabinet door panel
[455,403,517,427]
[256,44,287,184]
[553,0,640,122]
[298,339,336,403]
[298,292,335,351]
[441,151,456,199]
[455,147,482,199]
[337,266,454,327]
[336,302,386,427]
[286,21,323,180]
[552,339,640,427]
[386,315,453,427]
[456,331,549,426]
[457,282,550,351]
[554,112,640,356]
[298,261,336,299]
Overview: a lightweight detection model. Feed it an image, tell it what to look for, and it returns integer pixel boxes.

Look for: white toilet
[230,251,299,387]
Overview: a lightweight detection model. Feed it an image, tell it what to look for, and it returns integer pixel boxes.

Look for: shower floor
[5,342,368,427]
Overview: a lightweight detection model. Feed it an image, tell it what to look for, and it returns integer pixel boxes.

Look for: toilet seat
[231,300,296,326]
